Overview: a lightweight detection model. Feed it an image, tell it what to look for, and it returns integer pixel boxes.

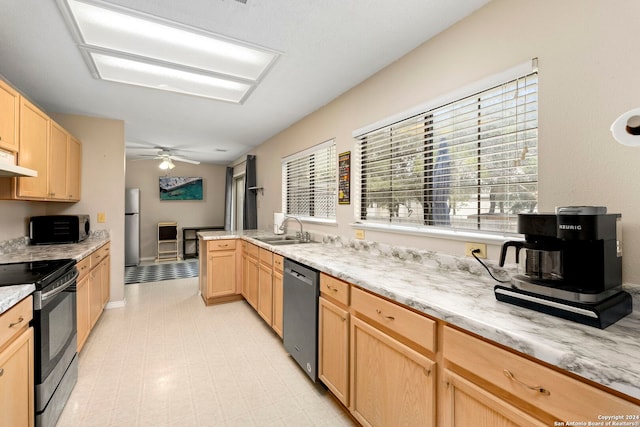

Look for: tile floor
[57,277,356,427]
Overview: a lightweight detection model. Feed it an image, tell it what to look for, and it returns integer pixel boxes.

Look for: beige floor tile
[57,277,354,426]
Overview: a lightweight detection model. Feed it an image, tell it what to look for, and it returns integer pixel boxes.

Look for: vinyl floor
[56,277,355,426]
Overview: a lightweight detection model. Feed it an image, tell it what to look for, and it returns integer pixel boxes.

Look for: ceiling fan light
[159,158,173,170]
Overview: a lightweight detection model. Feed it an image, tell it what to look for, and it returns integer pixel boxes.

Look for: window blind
[356,71,538,233]
[282,140,337,220]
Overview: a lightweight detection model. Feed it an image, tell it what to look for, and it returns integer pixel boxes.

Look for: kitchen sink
[254,236,300,242]
[253,236,318,245]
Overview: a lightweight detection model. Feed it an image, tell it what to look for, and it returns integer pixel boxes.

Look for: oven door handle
[40,270,79,302]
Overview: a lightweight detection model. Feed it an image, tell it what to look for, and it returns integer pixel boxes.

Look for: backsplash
[320,234,514,282]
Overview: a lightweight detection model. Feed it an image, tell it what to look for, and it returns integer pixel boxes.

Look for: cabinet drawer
[259,248,273,266]
[76,256,91,280]
[320,273,349,306]
[443,326,640,421]
[273,254,284,273]
[246,242,259,259]
[208,239,236,251]
[0,296,32,348]
[90,245,108,268]
[100,243,110,258]
[351,286,436,353]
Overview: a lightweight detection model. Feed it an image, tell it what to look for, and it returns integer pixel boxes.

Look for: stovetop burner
[0,259,76,289]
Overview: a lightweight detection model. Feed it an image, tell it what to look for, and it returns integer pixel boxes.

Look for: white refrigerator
[125,188,140,266]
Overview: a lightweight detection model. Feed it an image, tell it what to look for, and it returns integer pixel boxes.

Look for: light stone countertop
[0,231,110,315]
[199,229,640,401]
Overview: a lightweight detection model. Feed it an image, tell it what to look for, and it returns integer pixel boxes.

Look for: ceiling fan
[133,148,201,169]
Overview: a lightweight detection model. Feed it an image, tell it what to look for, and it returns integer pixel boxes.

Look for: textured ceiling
[0,0,490,164]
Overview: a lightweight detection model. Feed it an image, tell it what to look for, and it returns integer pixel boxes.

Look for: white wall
[125,160,227,260]
[49,113,126,304]
[235,0,640,284]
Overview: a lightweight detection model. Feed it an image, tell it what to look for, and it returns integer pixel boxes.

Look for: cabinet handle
[9,316,24,328]
[375,309,395,321]
[503,369,550,396]
[423,368,431,376]
[0,368,3,377]
[326,284,338,292]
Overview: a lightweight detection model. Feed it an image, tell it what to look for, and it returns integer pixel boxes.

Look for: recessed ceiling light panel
[58,0,280,102]
[90,52,251,102]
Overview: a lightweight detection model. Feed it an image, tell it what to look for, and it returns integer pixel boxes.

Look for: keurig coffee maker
[496,206,632,328]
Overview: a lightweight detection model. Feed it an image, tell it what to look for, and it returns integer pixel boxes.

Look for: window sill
[349,222,522,245]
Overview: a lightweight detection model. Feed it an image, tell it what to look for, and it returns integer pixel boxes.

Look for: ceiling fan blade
[170,156,200,165]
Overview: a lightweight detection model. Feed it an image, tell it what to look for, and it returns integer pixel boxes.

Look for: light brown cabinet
[77,243,110,352]
[15,97,49,198]
[241,242,259,310]
[442,325,640,426]
[0,296,34,427]
[272,255,284,338]
[257,248,273,324]
[0,79,19,152]
[318,273,350,407]
[199,239,241,305]
[350,287,436,427]
[0,80,81,202]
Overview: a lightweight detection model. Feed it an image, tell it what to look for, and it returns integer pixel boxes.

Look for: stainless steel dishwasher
[283,258,320,382]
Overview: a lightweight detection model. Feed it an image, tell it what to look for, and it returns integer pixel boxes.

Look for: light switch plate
[97,212,106,223]
[355,229,365,240]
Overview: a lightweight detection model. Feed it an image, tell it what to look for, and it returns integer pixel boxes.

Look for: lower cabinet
[0,296,34,427]
[442,369,546,427]
[318,296,349,406]
[77,242,111,352]
[257,248,273,324]
[442,325,640,425]
[241,242,259,310]
[199,239,241,305]
[350,312,436,427]
[271,255,284,338]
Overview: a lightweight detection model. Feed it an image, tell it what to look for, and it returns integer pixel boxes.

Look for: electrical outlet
[355,229,365,240]
[465,242,487,259]
[97,212,106,223]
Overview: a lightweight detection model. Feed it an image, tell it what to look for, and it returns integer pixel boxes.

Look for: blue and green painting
[159,177,203,200]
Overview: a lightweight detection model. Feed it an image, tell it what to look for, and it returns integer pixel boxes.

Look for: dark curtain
[223,166,233,231]
[243,155,258,229]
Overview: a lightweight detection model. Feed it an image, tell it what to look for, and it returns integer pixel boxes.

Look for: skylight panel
[58,0,279,103]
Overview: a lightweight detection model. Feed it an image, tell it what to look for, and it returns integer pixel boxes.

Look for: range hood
[0,150,38,177]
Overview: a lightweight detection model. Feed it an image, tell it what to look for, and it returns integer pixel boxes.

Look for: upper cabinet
[0,80,82,202]
[0,80,19,152]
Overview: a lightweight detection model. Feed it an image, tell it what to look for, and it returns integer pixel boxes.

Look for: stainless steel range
[0,259,78,427]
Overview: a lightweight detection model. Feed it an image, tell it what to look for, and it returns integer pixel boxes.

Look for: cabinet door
[0,327,34,427]
[89,264,103,328]
[17,98,48,198]
[319,297,349,406]
[100,255,110,307]
[208,250,236,297]
[246,256,259,309]
[0,80,19,152]
[67,136,81,200]
[76,274,90,352]
[48,121,68,200]
[257,263,273,324]
[443,370,546,427]
[272,270,283,338]
[350,316,435,427]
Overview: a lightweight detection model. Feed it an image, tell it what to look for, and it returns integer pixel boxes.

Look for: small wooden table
[182,226,225,259]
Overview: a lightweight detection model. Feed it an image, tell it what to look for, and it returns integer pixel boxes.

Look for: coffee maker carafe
[495,206,632,328]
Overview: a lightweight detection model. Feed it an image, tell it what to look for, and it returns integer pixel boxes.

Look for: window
[355,64,538,233]
[282,140,337,221]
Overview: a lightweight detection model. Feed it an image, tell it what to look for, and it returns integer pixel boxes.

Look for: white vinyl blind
[356,70,538,233]
[282,140,337,220]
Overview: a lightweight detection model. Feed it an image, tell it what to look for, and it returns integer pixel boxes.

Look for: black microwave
[29,215,90,245]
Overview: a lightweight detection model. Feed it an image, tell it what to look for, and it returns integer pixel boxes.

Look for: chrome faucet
[279,216,310,242]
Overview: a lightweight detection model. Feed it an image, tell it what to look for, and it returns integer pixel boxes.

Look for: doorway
[233,174,245,231]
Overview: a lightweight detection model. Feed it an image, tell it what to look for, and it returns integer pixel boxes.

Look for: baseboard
[105,299,126,309]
